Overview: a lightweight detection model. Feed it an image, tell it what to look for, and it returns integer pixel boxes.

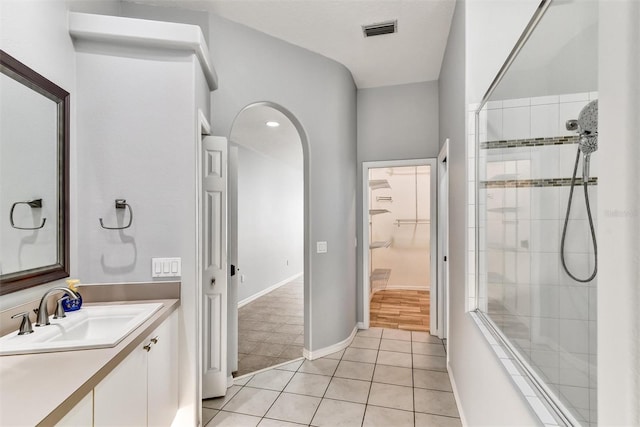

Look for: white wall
[209,14,358,352]
[438,0,540,424]
[598,1,640,425]
[236,144,303,302]
[0,0,120,310]
[356,80,439,321]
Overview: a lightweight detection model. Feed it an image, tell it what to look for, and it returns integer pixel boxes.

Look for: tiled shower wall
[471,92,598,426]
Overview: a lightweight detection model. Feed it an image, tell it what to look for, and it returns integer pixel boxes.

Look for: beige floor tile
[414,413,462,427]
[284,372,331,397]
[413,354,447,372]
[299,358,339,376]
[323,349,345,360]
[368,382,414,411]
[324,377,371,404]
[233,375,253,386]
[246,369,295,391]
[207,411,261,427]
[334,360,375,381]
[373,365,413,387]
[413,369,452,392]
[264,333,299,345]
[412,331,442,344]
[342,347,378,363]
[275,358,304,372]
[413,389,460,418]
[380,339,413,353]
[412,342,446,356]
[203,385,242,409]
[259,418,307,426]
[311,398,366,427]
[377,350,413,368]
[350,336,381,349]
[252,342,287,357]
[356,328,384,338]
[222,387,280,416]
[203,408,218,425]
[265,392,321,425]
[382,329,412,341]
[362,405,414,427]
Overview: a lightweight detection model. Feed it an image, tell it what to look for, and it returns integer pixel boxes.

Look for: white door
[201,135,228,399]
[436,139,449,339]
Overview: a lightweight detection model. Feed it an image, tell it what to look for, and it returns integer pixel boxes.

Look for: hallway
[204,328,459,426]
[236,278,304,376]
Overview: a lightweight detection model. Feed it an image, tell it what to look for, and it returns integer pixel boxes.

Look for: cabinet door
[147,311,178,427]
[94,343,147,426]
[56,391,93,426]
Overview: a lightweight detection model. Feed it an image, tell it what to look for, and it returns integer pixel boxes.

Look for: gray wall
[356,81,440,322]
[236,144,303,302]
[209,14,358,351]
[438,1,538,424]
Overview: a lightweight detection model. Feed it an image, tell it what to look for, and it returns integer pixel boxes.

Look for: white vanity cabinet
[56,391,93,426]
[94,311,178,426]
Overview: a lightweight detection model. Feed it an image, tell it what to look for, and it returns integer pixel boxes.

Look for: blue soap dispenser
[62,279,83,312]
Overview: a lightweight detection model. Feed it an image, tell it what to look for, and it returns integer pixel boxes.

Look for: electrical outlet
[316,241,327,253]
[240,274,245,283]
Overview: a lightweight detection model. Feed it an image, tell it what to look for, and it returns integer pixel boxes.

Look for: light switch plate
[152,257,181,278]
[316,241,328,254]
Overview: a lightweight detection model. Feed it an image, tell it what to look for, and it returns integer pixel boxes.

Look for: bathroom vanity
[0,283,180,426]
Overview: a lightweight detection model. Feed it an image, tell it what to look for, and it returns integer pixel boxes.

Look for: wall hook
[99,199,133,230]
[9,199,46,230]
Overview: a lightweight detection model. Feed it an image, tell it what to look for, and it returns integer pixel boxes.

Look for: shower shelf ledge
[369,209,391,215]
[370,240,392,249]
[369,179,391,190]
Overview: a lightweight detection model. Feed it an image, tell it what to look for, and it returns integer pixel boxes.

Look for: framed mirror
[0,50,70,295]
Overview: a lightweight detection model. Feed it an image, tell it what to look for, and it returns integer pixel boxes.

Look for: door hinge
[230,264,237,276]
[444,256,447,262]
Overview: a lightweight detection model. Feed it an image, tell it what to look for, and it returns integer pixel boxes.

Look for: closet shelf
[370,240,392,249]
[394,218,429,226]
[369,179,391,190]
[369,209,391,215]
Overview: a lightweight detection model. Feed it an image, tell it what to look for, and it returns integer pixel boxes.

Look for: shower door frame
[361,158,438,333]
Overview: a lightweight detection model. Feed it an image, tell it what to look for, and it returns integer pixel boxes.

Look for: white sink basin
[0,303,163,356]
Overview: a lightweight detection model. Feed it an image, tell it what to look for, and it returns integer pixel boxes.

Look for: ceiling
[207,0,456,88]
[229,105,303,169]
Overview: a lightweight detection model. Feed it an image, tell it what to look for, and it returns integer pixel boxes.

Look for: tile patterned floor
[236,278,304,376]
[204,328,461,427]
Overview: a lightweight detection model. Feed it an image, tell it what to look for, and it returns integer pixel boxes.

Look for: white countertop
[0,299,179,426]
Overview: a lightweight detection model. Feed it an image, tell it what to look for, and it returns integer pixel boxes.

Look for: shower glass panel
[475,1,598,425]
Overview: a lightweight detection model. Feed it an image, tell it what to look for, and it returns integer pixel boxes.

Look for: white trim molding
[68,12,218,90]
[303,325,358,360]
[237,273,303,308]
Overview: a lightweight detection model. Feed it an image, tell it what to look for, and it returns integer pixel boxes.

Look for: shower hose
[560,149,598,283]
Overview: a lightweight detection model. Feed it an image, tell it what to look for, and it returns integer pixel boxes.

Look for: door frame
[226,101,312,359]
[195,110,210,423]
[361,158,438,331]
[435,139,450,339]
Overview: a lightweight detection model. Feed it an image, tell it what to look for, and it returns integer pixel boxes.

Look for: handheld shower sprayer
[561,99,598,283]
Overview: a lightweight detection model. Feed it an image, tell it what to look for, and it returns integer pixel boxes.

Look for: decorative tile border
[480,177,597,188]
[480,135,579,150]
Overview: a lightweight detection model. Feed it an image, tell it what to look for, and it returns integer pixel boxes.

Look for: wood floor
[370,289,430,332]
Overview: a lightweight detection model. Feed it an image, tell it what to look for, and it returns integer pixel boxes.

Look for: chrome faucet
[35,287,80,326]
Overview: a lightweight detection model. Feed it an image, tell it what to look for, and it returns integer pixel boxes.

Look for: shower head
[578,100,598,155]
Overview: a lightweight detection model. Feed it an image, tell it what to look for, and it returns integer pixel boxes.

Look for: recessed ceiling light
[265,121,280,128]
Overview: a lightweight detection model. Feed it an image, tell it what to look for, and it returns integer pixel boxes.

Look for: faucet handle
[54,296,69,319]
[11,312,34,335]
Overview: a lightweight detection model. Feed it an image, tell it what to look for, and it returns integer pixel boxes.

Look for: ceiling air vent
[362,20,397,38]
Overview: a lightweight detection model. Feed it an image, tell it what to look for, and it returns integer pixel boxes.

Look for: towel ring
[9,199,46,230]
[99,199,133,230]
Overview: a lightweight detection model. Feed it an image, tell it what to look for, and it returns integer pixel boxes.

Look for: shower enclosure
[474,1,598,425]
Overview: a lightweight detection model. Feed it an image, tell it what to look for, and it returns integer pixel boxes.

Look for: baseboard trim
[447,362,468,427]
[356,322,365,329]
[303,325,358,360]
[238,272,303,308]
